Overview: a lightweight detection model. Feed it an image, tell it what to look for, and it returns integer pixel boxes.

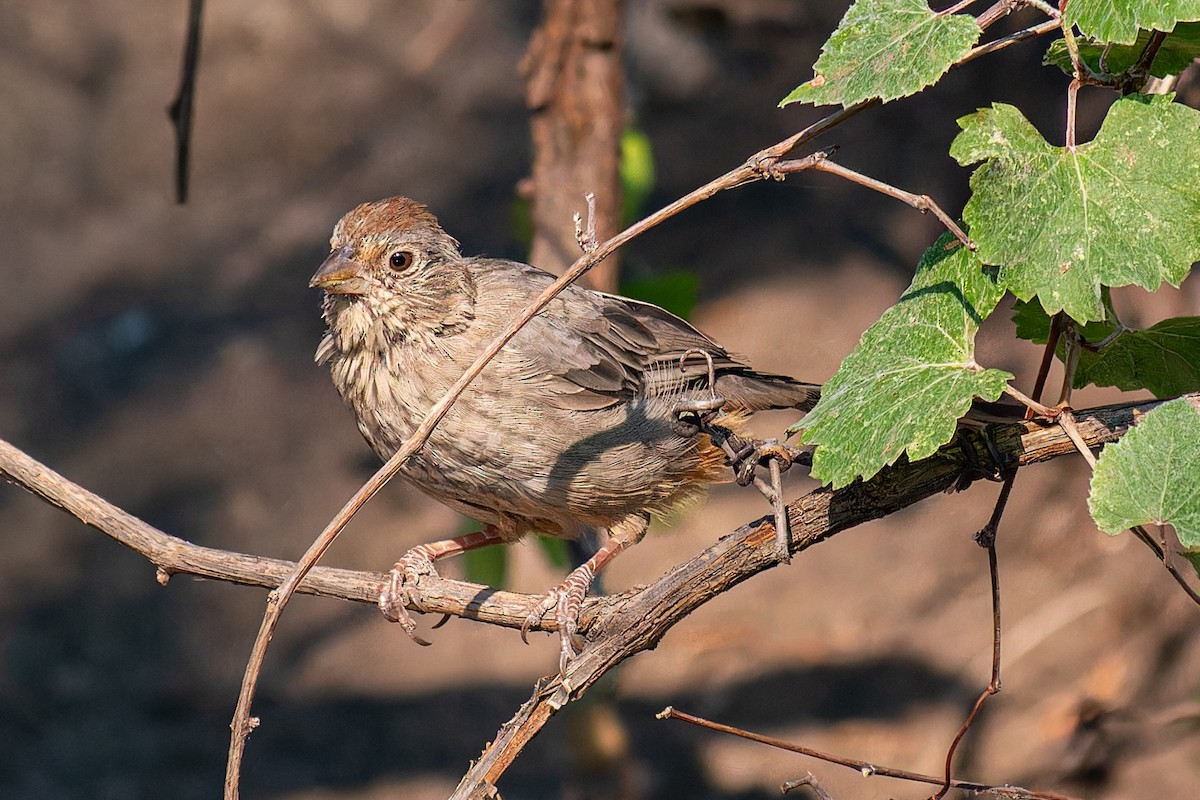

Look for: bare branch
[660,706,1076,800]
[1,397,1165,637]
[807,157,973,248]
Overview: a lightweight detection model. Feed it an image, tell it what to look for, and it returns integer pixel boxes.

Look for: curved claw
[378,549,440,646]
[519,564,594,672]
[521,592,558,644]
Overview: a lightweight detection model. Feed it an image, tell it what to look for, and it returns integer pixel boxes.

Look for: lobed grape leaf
[951,94,1200,323]
[1078,317,1200,395]
[1089,398,1200,569]
[793,233,1011,488]
[781,0,980,108]
[1012,300,1200,397]
[1063,0,1200,45]
[1045,23,1200,78]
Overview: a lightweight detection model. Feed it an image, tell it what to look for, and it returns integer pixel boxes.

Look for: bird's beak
[310,245,369,295]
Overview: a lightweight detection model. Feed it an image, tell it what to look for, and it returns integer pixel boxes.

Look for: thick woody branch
[449,396,1169,796]
[0,398,1156,631]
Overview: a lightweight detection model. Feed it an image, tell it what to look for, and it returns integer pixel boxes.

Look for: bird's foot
[521,561,596,673]
[378,546,442,646]
[724,437,812,564]
[671,395,727,437]
[726,438,809,485]
[377,526,508,646]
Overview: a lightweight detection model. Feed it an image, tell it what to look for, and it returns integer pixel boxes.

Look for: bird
[310,196,820,670]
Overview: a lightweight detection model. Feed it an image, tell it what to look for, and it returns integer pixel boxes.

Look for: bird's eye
[388,251,415,271]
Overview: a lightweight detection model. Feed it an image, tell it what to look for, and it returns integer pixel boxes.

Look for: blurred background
[1,2,1198,798]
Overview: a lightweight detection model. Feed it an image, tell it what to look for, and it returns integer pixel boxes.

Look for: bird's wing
[473,259,812,412]
[475,260,731,410]
[485,262,652,411]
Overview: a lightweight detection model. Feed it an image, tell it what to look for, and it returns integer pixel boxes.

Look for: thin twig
[961,19,1061,65]
[1122,30,1170,94]
[1065,78,1080,150]
[1084,322,1128,351]
[1003,384,1060,418]
[938,0,979,18]
[809,158,974,248]
[1019,0,1060,18]
[167,0,204,204]
[1022,0,1060,17]
[1057,411,1097,467]
[1033,312,1065,406]
[781,772,834,799]
[1133,524,1200,608]
[573,192,598,253]
[658,707,1076,800]
[932,477,1010,799]
[930,304,1064,795]
[975,0,1017,30]
[1057,322,1081,406]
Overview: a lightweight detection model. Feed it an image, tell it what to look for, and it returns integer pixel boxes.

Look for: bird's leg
[523,514,650,673]
[667,345,805,563]
[379,524,507,645]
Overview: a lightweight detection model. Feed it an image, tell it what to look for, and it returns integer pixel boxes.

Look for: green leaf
[1011,295,1117,344]
[1012,300,1200,397]
[1064,0,1200,45]
[1077,317,1200,396]
[621,126,655,226]
[1089,398,1200,563]
[781,0,980,107]
[463,544,508,587]
[621,271,700,319]
[794,233,1012,488]
[951,94,1200,323]
[1045,24,1200,78]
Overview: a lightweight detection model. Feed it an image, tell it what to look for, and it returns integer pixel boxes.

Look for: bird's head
[311,197,475,347]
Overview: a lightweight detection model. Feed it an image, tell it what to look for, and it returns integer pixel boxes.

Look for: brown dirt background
[2,2,1199,798]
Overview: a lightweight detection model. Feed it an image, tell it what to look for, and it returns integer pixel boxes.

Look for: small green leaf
[951,95,1200,323]
[463,544,508,587]
[621,271,700,319]
[1012,300,1200,397]
[1089,398,1200,562]
[621,126,655,226]
[794,233,1012,488]
[1045,24,1200,78]
[1064,0,1200,45]
[1077,317,1200,396]
[781,0,980,107]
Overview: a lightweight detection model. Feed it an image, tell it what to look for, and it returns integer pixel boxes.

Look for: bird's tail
[715,372,821,413]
